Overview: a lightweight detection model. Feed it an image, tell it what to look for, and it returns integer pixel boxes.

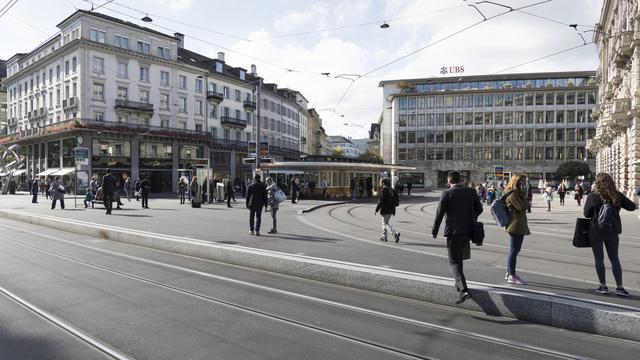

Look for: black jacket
[246,180,268,209]
[432,184,483,237]
[583,191,636,238]
[375,186,396,215]
[102,173,117,195]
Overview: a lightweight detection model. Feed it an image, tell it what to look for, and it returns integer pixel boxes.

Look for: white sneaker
[504,272,509,280]
[507,274,526,285]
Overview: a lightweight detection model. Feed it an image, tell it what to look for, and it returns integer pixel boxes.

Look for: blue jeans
[507,234,525,275]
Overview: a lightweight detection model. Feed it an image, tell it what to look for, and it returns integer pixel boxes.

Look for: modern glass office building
[379,71,597,188]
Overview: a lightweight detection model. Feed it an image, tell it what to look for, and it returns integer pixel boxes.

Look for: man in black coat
[375,177,400,243]
[31,177,39,203]
[246,174,268,236]
[102,168,117,215]
[432,171,483,304]
[140,176,151,209]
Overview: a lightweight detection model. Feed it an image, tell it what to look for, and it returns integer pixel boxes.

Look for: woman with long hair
[503,173,530,285]
[583,173,636,296]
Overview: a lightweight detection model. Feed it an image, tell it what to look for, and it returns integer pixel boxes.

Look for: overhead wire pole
[255,78,262,173]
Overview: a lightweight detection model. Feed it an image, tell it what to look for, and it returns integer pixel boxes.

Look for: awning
[36,168,60,177]
[50,167,76,176]
[12,169,27,176]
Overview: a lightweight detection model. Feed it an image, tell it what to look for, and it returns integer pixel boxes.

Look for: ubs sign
[440,66,465,75]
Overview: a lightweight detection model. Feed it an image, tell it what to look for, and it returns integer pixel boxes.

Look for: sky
[0,0,603,138]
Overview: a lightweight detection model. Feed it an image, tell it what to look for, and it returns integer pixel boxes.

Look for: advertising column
[75,147,90,207]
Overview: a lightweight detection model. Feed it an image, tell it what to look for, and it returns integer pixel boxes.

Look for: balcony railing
[243,100,256,110]
[211,138,247,149]
[220,116,248,128]
[115,99,154,112]
[62,97,78,109]
[206,91,224,102]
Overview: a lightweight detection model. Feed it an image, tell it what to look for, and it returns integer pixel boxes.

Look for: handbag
[572,218,591,248]
[472,221,484,246]
[274,188,286,203]
[58,184,66,193]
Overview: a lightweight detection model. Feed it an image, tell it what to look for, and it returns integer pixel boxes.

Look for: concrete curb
[2,209,639,342]
[297,201,350,214]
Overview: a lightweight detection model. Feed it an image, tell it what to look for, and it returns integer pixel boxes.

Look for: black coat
[140,179,151,194]
[375,186,396,215]
[432,184,483,237]
[583,191,636,239]
[102,173,117,195]
[246,180,268,209]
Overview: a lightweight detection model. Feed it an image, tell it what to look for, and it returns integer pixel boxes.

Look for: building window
[195,100,202,115]
[137,41,151,54]
[157,47,171,59]
[72,57,77,72]
[114,35,129,49]
[56,65,60,79]
[234,89,241,101]
[160,94,169,110]
[195,123,203,132]
[161,119,170,128]
[139,66,150,82]
[92,57,104,74]
[90,28,106,43]
[65,60,69,75]
[117,87,128,100]
[160,71,170,86]
[117,61,128,78]
[139,90,149,103]
[195,79,203,93]
[209,104,217,118]
[94,112,104,121]
[178,75,187,89]
[92,83,104,101]
[118,115,128,124]
[223,86,230,99]
[178,96,187,113]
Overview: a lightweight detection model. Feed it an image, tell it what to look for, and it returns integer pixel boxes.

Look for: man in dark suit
[432,170,483,304]
[246,174,268,236]
[102,168,116,215]
[31,177,39,203]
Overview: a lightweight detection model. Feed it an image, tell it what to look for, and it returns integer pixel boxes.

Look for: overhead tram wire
[0,0,19,19]
[0,0,14,14]
[493,42,595,74]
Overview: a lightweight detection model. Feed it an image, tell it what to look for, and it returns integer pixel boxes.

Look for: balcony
[62,97,78,109]
[206,91,224,102]
[115,99,154,113]
[220,116,248,128]
[243,100,256,111]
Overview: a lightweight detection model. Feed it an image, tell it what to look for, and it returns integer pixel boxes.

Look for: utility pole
[255,78,262,173]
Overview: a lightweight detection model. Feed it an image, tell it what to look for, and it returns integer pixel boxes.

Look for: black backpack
[596,201,621,234]
[391,188,400,207]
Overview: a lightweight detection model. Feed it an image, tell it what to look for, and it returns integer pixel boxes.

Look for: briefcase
[472,222,484,246]
[572,218,591,248]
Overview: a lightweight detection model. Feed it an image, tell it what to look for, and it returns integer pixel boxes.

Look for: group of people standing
[432,171,634,304]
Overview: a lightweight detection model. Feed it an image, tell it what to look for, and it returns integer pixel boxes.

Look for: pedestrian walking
[486,184,495,204]
[50,176,65,210]
[557,182,567,206]
[406,182,412,196]
[44,179,51,199]
[102,168,117,214]
[526,180,533,213]
[225,177,234,208]
[432,171,482,304]
[321,177,328,200]
[30,177,39,203]
[140,176,151,209]
[178,176,187,204]
[542,183,555,212]
[583,173,636,297]
[124,176,132,202]
[291,177,301,203]
[350,178,357,201]
[190,176,201,207]
[134,178,141,201]
[575,181,585,206]
[265,177,281,233]
[504,173,530,285]
[375,177,400,243]
[246,174,267,236]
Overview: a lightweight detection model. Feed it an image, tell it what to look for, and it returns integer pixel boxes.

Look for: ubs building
[379,71,597,188]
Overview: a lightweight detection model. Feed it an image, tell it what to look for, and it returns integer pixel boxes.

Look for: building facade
[327,135,359,158]
[1,10,315,192]
[379,72,597,188]
[0,59,6,135]
[589,0,639,198]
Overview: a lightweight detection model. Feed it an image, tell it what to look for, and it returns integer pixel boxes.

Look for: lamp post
[255,77,262,174]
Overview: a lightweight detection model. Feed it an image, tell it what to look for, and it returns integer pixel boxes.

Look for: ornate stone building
[589,0,639,197]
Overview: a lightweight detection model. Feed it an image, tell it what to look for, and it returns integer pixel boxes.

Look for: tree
[331,146,345,156]
[556,161,591,181]
[358,150,382,162]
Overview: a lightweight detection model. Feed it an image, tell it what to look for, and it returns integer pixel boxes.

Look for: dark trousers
[446,235,469,292]
[227,193,232,207]
[104,193,114,213]
[180,191,185,204]
[51,198,65,209]
[322,188,327,199]
[32,192,38,203]
[590,233,623,286]
[249,207,262,232]
[559,194,565,205]
[507,233,525,275]
[141,193,149,208]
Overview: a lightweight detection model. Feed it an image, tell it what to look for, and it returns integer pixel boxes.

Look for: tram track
[0,229,601,360]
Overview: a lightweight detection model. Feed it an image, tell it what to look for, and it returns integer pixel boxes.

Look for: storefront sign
[440,66,465,75]
[75,147,89,167]
[248,141,269,159]
[494,166,504,180]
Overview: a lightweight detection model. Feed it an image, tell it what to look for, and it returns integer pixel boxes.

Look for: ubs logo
[440,66,465,75]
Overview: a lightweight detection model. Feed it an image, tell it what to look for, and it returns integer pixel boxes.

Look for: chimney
[174,32,184,48]
[217,52,225,62]
[250,64,257,76]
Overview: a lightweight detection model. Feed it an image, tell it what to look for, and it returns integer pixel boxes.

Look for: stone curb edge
[2,209,638,342]
[297,201,350,214]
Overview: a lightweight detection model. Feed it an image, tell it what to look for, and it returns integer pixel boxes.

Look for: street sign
[494,166,504,180]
